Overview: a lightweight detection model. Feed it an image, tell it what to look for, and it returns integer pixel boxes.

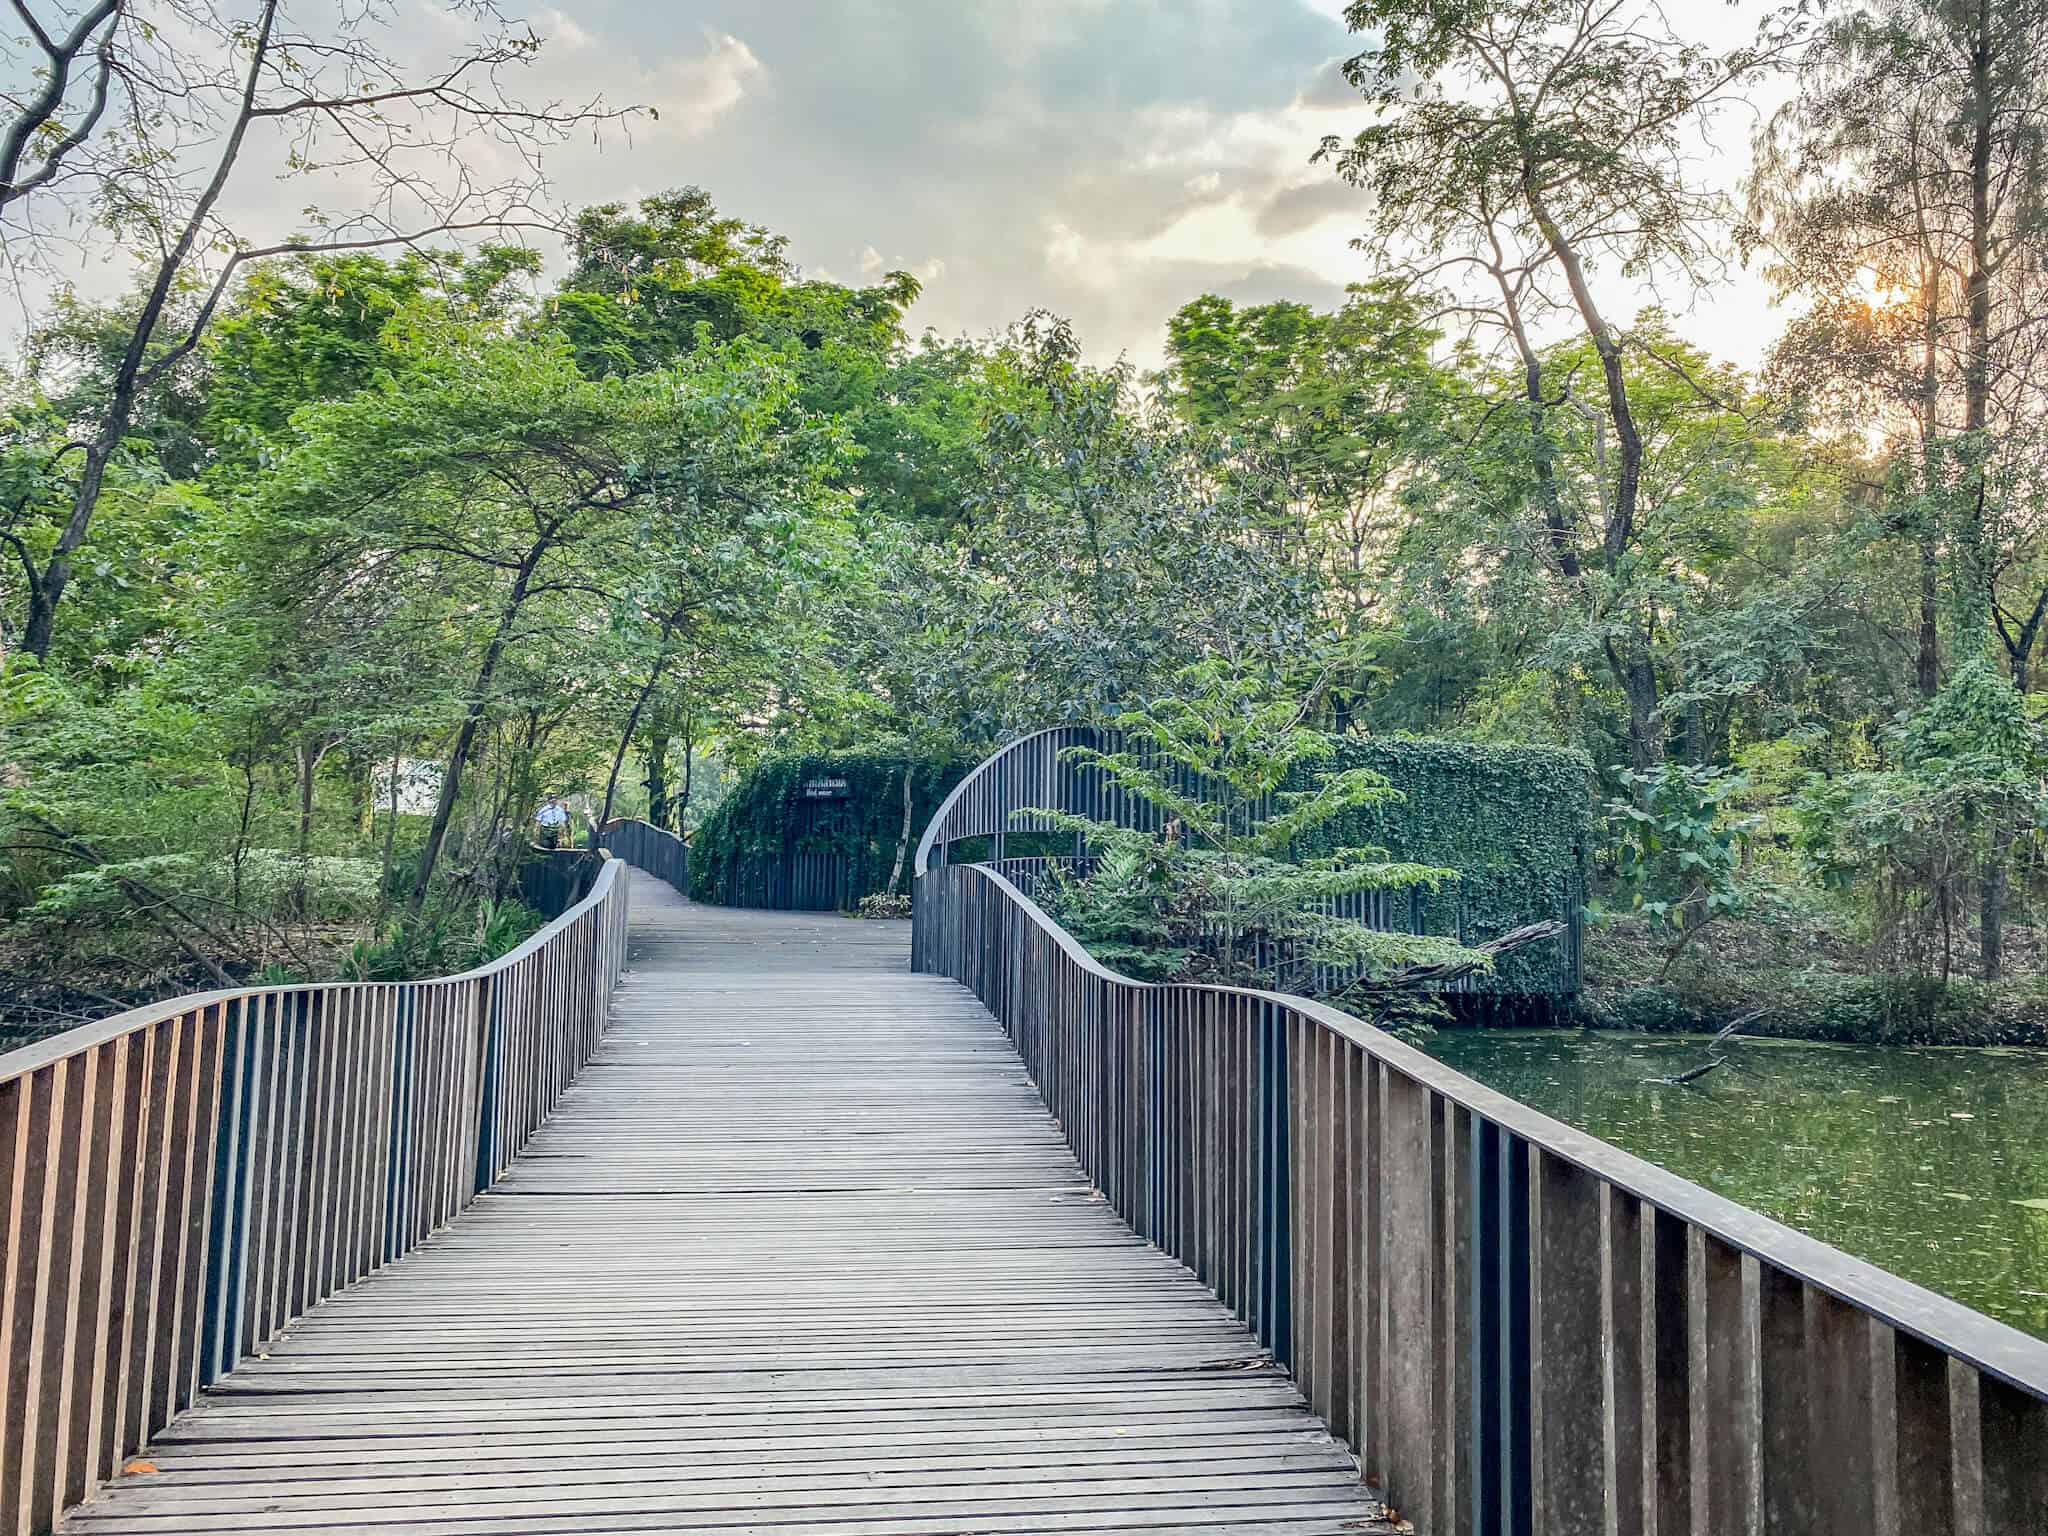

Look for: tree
[551,188,948,526]
[201,247,541,455]
[1157,283,1448,725]
[1,1,629,660]
[1794,659,2048,980]
[1752,0,2048,973]
[1320,0,1803,770]
[255,319,835,912]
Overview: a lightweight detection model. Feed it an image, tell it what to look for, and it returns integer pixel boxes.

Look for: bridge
[3,730,2046,1535]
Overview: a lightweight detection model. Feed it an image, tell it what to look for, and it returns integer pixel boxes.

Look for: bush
[339,898,542,982]
[1578,971,2048,1046]
[224,850,382,920]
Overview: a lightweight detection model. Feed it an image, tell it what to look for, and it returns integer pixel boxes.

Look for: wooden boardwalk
[65,872,1394,1535]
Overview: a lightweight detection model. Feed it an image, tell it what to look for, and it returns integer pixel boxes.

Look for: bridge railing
[915,725,1582,997]
[914,735,2048,1535]
[516,844,607,915]
[0,857,630,1536]
[595,819,687,896]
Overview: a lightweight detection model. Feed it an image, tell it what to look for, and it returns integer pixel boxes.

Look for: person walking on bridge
[535,795,570,850]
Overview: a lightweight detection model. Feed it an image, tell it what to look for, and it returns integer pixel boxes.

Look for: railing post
[199,998,259,1389]
[471,977,501,1196]
[1257,999,1291,1370]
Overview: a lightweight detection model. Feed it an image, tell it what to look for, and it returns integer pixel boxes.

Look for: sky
[11,0,1790,373]
[498,0,1790,371]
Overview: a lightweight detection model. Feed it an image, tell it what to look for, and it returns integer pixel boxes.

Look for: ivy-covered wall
[689,752,969,910]
[1305,738,1594,999]
[696,738,1591,993]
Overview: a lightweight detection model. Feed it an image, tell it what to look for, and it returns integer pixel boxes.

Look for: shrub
[1579,972,2048,1046]
[339,898,541,982]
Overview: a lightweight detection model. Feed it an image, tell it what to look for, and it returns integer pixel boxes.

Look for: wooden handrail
[0,858,631,1535]
[915,726,1128,878]
[595,819,687,896]
[913,773,2048,1532]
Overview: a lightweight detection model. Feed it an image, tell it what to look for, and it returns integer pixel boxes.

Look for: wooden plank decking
[64,871,1395,1535]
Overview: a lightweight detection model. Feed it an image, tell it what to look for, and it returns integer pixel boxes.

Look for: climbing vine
[689,751,968,907]
[1302,738,1594,995]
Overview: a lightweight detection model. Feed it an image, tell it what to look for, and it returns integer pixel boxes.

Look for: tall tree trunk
[377,734,402,919]
[680,731,694,825]
[295,740,327,855]
[885,765,915,895]
[1517,169,1661,769]
[22,0,283,659]
[1981,839,2010,981]
[645,726,671,832]
[1918,539,1941,698]
[407,539,548,915]
[231,755,259,913]
[291,737,326,919]
[601,624,675,827]
[1962,0,2008,978]
[1518,176,1643,570]
[1622,643,1664,773]
[1957,0,1997,650]
[1916,262,1943,700]
[1977,593,2045,982]
[602,683,658,829]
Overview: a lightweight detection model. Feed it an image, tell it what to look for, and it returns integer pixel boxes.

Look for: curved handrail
[914,726,1070,877]
[917,723,1582,997]
[595,818,688,896]
[2,857,630,1535]
[915,819,2048,1526]
[0,857,625,1088]
[959,862,2048,1396]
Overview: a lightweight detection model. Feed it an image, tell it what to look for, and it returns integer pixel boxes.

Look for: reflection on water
[1424,1029,2048,1340]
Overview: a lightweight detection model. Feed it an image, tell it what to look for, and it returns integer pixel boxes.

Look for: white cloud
[650,32,765,140]
[12,0,1782,376]
[1044,220,1090,278]
[536,9,597,52]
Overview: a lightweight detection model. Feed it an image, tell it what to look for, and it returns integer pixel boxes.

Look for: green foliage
[1157,282,1448,723]
[827,312,1335,750]
[201,249,539,458]
[1302,737,1593,996]
[1024,664,1583,1017]
[1607,763,1756,947]
[1791,663,2048,976]
[689,751,968,908]
[9,124,2048,1055]
[339,899,542,983]
[1037,829,1194,982]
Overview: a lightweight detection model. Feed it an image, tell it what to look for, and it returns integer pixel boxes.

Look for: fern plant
[1022,662,1529,1021]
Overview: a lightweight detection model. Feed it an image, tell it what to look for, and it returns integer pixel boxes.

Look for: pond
[1423,1029,2048,1341]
